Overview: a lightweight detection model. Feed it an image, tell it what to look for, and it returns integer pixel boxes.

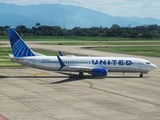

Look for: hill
[0,3,160,28]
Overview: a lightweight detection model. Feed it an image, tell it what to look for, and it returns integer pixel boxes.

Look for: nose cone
[151,63,157,70]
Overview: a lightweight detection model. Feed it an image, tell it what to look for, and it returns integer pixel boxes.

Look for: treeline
[0,24,160,38]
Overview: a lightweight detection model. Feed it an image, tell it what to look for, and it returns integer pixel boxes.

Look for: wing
[57,56,94,72]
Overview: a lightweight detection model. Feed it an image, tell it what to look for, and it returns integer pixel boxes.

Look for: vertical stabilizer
[7,28,35,57]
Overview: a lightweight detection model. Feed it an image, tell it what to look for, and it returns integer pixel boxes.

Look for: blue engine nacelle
[92,68,108,77]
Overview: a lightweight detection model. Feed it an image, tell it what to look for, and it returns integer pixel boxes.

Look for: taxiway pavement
[0,44,160,120]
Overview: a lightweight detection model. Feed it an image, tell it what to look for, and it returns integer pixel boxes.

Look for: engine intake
[92,68,108,77]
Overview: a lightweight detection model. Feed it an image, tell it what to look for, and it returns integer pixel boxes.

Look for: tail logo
[7,28,35,57]
[12,39,35,57]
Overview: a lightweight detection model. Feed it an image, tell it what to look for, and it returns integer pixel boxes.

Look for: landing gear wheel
[79,72,84,78]
[140,74,143,78]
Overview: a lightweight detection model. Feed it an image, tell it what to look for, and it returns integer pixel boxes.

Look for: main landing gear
[140,73,143,78]
[79,71,84,78]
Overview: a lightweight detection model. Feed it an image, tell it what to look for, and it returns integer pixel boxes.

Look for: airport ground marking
[0,114,8,120]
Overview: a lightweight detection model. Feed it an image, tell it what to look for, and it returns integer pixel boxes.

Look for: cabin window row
[64,61,91,64]
[41,61,91,64]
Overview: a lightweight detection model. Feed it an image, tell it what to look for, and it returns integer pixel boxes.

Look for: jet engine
[91,68,108,77]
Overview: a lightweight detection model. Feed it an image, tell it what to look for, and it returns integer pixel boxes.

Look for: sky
[0,0,160,20]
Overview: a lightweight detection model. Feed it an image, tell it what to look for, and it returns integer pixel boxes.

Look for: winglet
[57,56,66,71]
[58,51,64,56]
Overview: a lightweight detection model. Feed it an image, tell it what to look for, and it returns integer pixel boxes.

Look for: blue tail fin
[58,51,64,56]
[7,28,35,57]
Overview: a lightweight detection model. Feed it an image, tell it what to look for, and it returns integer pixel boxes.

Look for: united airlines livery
[7,28,157,78]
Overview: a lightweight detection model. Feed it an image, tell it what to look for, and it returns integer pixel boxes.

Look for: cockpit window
[146,62,150,64]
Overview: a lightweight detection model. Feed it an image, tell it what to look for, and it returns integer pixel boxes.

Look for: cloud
[0,0,160,19]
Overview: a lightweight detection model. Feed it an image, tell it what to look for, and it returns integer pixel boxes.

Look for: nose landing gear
[140,73,143,78]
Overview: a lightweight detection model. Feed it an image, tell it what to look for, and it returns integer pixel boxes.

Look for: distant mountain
[0,3,160,28]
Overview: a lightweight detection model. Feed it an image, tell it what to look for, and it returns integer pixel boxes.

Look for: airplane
[7,28,157,78]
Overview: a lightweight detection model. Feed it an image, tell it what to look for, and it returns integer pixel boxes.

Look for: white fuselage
[11,56,157,74]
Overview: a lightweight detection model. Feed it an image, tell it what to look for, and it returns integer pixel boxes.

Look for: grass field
[1,36,160,41]
[92,46,160,57]
[32,49,59,56]
[40,41,160,46]
[0,48,20,67]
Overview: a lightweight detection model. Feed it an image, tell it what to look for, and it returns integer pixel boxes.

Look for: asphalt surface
[0,42,160,120]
